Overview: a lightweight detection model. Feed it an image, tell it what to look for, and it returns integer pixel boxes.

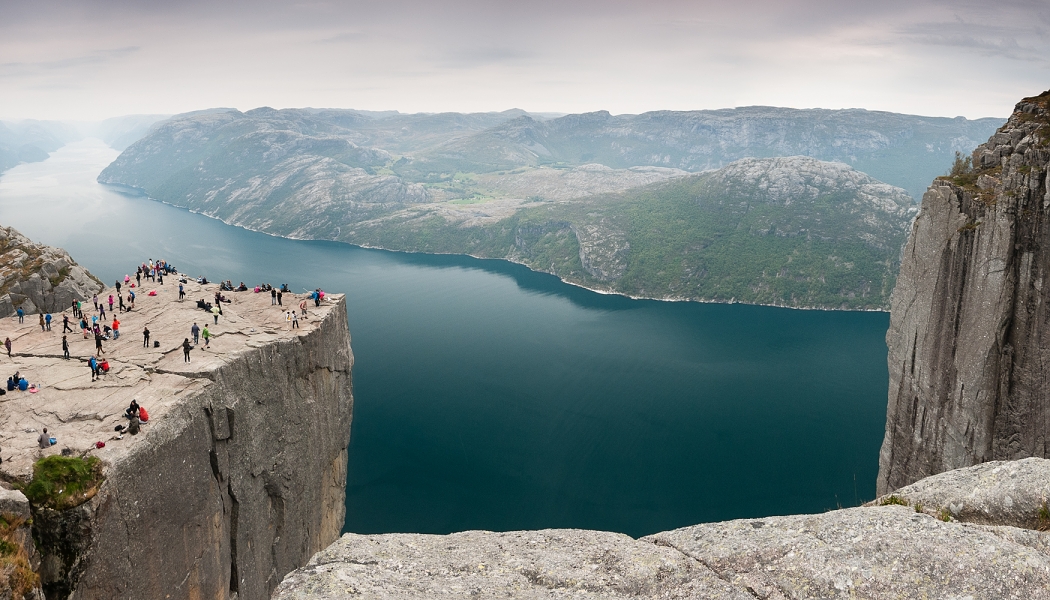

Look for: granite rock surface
[0,225,103,318]
[276,459,1050,599]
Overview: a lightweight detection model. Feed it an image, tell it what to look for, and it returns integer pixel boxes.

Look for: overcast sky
[2,0,1048,121]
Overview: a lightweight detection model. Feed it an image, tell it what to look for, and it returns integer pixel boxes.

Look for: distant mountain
[79,114,172,151]
[349,156,916,309]
[403,108,1002,199]
[0,119,82,173]
[97,105,993,308]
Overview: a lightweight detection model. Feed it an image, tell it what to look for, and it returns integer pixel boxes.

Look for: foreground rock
[877,90,1050,493]
[276,459,1050,599]
[0,225,102,318]
[0,278,353,600]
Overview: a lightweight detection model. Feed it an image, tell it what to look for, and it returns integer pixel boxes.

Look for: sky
[1,0,1048,121]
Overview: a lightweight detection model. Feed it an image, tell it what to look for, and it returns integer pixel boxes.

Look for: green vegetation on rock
[20,456,103,511]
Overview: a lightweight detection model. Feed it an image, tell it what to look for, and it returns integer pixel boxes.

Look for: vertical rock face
[878,90,1050,494]
[59,298,354,600]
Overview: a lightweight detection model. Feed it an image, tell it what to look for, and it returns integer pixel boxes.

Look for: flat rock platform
[0,279,341,480]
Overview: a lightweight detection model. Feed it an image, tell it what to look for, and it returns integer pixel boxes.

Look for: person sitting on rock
[38,427,53,449]
[125,399,139,418]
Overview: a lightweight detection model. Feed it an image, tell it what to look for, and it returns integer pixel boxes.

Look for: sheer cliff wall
[878,91,1050,494]
[0,285,353,600]
[66,298,352,599]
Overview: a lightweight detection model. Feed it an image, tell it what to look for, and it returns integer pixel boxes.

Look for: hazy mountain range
[90,105,985,308]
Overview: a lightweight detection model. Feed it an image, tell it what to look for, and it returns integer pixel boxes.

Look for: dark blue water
[0,140,890,537]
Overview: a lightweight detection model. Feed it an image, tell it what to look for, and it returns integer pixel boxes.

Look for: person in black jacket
[182,338,192,362]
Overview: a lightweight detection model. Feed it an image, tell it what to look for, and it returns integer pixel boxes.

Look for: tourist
[136,270,141,286]
[92,294,98,310]
[115,280,121,294]
[88,355,98,381]
[182,338,192,362]
[142,326,150,348]
[299,299,307,318]
[271,288,277,305]
[158,271,163,285]
[39,313,45,332]
[45,312,51,331]
[179,283,185,301]
[108,294,114,312]
[71,298,78,318]
[125,399,139,419]
[95,331,105,355]
[112,317,120,340]
[291,310,299,329]
[16,307,24,324]
[277,290,283,306]
[119,294,126,312]
[191,322,200,345]
[61,335,69,359]
[212,305,220,324]
[76,300,83,318]
[99,303,106,321]
[202,325,210,347]
[62,314,72,333]
[4,337,10,357]
[38,428,52,449]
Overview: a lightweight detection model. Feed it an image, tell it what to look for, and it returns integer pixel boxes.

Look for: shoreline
[99,181,891,315]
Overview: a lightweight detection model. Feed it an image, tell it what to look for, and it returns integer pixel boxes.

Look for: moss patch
[19,455,103,511]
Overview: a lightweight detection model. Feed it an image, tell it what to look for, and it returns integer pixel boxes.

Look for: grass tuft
[879,495,909,507]
[18,455,104,510]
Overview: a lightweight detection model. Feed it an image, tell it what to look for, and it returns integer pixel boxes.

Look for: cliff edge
[0,277,353,599]
[878,90,1050,494]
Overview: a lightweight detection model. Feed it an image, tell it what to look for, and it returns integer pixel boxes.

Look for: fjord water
[0,140,890,537]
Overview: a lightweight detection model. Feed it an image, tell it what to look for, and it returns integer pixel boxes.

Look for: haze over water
[0,140,891,537]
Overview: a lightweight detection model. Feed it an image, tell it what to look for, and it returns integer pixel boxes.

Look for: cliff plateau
[0,275,353,599]
[878,90,1050,494]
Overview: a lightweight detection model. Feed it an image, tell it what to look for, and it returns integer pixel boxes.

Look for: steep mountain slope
[878,90,1050,493]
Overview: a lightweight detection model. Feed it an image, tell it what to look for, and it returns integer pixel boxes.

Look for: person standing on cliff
[142,326,150,348]
[271,288,277,305]
[291,310,299,329]
[62,314,72,333]
[118,293,126,312]
[202,325,211,347]
[112,317,120,340]
[115,280,121,295]
[4,337,11,357]
[45,312,51,331]
[191,322,200,345]
[108,294,114,312]
[211,305,220,324]
[182,338,192,362]
[39,313,45,332]
[277,290,283,306]
[71,298,78,318]
[92,294,98,310]
[16,307,24,324]
[178,283,185,302]
[61,335,69,359]
[94,331,105,356]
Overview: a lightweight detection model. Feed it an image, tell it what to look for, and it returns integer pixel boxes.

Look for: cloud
[0,47,141,79]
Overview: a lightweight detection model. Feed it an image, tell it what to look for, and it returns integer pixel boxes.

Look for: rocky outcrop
[878,90,1050,493]
[0,226,103,317]
[0,488,42,600]
[276,458,1050,600]
[0,274,353,599]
